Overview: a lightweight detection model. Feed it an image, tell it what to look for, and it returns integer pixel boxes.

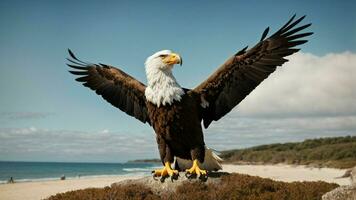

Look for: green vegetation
[220,136,356,169]
[47,173,338,200]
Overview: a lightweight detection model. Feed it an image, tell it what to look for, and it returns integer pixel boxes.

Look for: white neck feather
[145,66,184,107]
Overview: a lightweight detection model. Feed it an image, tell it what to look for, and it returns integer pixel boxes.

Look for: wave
[122,166,158,172]
[0,162,161,184]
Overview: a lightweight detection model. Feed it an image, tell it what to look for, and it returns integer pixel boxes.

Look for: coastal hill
[220,136,356,169]
[128,136,356,169]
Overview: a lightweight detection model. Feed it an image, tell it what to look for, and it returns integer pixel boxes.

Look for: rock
[111,172,228,195]
[339,169,352,178]
[322,166,356,200]
[48,172,337,200]
[339,166,356,183]
[322,185,356,200]
[352,166,356,185]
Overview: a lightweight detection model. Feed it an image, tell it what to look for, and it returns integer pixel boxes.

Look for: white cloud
[0,127,158,162]
[237,52,356,117]
[101,129,109,134]
[0,112,54,120]
[1,52,355,161]
[205,52,356,150]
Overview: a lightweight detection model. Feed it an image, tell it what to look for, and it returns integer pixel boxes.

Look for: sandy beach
[0,175,143,200]
[223,164,350,185]
[0,164,351,200]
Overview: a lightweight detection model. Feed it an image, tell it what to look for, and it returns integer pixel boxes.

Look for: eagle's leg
[186,146,207,178]
[152,136,178,180]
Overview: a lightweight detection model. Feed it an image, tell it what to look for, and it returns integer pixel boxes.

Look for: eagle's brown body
[147,91,205,164]
[67,15,312,176]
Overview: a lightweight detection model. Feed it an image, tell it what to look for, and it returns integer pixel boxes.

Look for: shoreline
[0,164,351,200]
[0,174,144,200]
[0,173,147,185]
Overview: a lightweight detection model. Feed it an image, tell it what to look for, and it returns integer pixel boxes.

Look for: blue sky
[0,0,355,162]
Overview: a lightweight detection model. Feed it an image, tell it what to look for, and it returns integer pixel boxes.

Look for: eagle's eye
[159,54,168,58]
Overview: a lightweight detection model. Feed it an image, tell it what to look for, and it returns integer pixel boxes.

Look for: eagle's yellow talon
[152,162,178,178]
[185,159,207,177]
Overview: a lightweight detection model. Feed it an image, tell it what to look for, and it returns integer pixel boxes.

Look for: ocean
[0,161,160,184]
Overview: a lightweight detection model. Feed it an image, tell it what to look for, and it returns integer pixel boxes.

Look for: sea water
[0,161,160,184]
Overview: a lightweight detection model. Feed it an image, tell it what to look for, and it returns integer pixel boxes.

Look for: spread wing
[67,49,151,125]
[194,15,313,128]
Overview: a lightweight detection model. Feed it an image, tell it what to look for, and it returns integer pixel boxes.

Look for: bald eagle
[68,15,312,180]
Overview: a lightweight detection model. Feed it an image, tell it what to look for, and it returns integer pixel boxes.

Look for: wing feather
[194,15,313,128]
[67,49,151,125]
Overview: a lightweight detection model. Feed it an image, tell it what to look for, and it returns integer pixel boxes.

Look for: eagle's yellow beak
[163,53,182,66]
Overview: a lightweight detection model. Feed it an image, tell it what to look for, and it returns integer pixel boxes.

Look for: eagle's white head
[145,50,182,70]
[144,50,185,107]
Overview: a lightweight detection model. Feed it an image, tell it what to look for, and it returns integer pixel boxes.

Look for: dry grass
[47,184,158,200]
[47,173,338,200]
